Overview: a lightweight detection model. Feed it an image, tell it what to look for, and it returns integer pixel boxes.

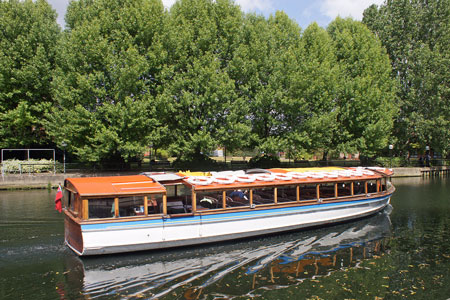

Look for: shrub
[248,154,281,168]
[1,159,55,173]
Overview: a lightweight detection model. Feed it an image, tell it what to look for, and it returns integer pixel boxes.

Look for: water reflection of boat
[63,207,392,299]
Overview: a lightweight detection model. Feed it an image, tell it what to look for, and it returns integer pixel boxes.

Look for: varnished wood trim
[274,187,278,204]
[222,191,226,209]
[316,184,320,201]
[365,181,368,194]
[296,185,300,202]
[163,194,167,215]
[351,182,354,196]
[82,199,89,220]
[192,191,196,213]
[144,196,148,216]
[334,183,338,198]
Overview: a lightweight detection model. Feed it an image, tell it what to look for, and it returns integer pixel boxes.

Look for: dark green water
[0,177,449,299]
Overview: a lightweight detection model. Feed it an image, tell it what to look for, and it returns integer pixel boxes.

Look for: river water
[0,177,449,299]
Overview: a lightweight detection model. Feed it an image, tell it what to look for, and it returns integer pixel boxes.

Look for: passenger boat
[63,167,394,256]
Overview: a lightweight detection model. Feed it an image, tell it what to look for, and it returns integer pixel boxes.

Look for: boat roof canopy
[65,175,166,197]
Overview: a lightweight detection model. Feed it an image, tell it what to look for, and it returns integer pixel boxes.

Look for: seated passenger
[230,190,248,202]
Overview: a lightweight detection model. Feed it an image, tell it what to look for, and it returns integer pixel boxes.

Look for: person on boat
[230,190,248,202]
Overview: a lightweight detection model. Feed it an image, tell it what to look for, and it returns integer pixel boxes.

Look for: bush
[172,153,218,171]
[1,159,55,173]
[248,154,281,169]
[374,156,407,167]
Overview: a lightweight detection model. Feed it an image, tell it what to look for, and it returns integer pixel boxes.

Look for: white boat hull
[70,194,392,256]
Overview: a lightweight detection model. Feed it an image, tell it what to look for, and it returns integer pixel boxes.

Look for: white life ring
[212,175,236,184]
[311,173,325,179]
[362,170,375,176]
[287,172,308,179]
[186,176,213,186]
[254,173,276,181]
[273,173,293,181]
[235,174,256,183]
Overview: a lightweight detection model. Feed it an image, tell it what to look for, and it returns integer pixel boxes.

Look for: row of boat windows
[84,180,384,219]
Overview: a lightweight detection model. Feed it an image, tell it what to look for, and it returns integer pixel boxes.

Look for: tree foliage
[1,0,404,163]
[363,0,450,156]
[0,0,60,147]
[47,0,166,162]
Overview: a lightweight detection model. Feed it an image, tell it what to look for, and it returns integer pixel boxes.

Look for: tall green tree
[327,18,397,157]
[47,0,167,162]
[228,11,303,154]
[363,0,450,156]
[157,0,250,159]
[0,0,60,148]
[286,22,339,159]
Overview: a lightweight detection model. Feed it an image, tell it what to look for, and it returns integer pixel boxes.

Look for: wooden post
[274,188,278,204]
[114,197,119,217]
[250,189,253,205]
[351,182,354,196]
[192,191,196,213]
[334,183,338,198]
[163,194,167,215]
[316,184,320,202]
[296,185,300,202]
[82,199,89,220]
[222,191,226,208]
[144,196,148,216]
[377,180,380,192]
[364,181,368,194]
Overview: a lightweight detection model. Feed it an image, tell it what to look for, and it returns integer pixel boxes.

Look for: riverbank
[1,166,448,190]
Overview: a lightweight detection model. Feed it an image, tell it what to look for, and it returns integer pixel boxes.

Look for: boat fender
[186,176,213,186]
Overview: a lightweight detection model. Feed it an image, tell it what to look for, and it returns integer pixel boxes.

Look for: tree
[47,0,166,163]
[0,0,60,148]
[327,18,398,157]
[363,0,450,156]
[228,11,303,154]
[157,0,250,160]
[286,22,340,160]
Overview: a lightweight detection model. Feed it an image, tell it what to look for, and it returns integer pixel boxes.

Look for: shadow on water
[61,209,392,299]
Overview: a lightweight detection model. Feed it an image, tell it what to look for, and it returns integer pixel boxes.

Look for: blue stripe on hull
[82,194,392,232]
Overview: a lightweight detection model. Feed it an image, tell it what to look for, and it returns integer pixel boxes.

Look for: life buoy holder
[186,176,213,186]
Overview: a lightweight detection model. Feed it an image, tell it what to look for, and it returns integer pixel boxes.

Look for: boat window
[319,183,335,199]
[167,184,191,213]
[196,191,224,210]
[367,180,377,193]
[88,198,115,219]
[353,181,365,195]
[64,189,75,211]
[277,185,298,203]
[148,194,162,214]
[118,196,145,217]
[253,187,275,205]
[337,182,352,197]
[299,185,317,201]
[226,190,250,207]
